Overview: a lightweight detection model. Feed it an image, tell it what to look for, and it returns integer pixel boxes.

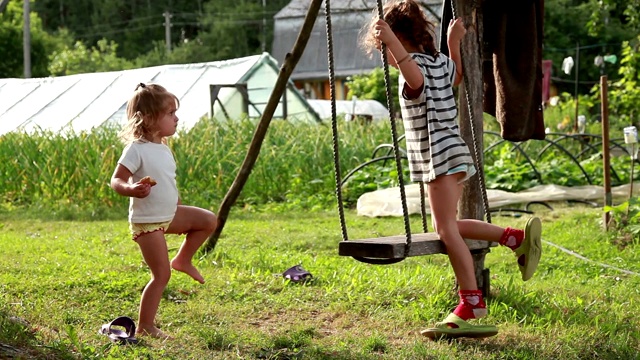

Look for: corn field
[0,120,392,219]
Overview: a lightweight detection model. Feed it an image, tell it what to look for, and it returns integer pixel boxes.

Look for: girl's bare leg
[135,230,172,339]
[457,219,504,242]
[166,205,217,284]
[427,174,477,290]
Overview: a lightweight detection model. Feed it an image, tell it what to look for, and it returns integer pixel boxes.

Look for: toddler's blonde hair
[119,83,179,143]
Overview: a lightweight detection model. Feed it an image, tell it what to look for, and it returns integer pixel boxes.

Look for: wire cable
[543,239,640,276]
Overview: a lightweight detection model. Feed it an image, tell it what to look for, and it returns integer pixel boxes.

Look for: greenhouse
[0,52,320,136]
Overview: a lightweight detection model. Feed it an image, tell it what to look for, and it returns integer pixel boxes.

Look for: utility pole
[23,0,31,78]
[573,41,580,132]
[261,0,266,52]
[163,11,172,53]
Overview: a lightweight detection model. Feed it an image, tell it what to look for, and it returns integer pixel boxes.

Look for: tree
[48,37,133,76]
[587,0,640,122]
[194,0,289,61]
[543,0,628,95]
[0,0,65,78]
[347,67,399,112]
[33,0,204,60]
[608,37,640,121]
[32,0,290,66]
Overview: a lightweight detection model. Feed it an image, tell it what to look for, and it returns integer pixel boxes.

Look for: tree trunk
[455,0,491,293]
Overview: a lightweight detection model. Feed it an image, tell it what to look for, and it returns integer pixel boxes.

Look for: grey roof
[274,0,442,19]
[275,0,376,18]
[0,53,320,135]
[272,0,443,81]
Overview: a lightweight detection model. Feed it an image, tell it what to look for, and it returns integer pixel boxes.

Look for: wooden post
[455,0,491,295]
[601,75,611,229]
[202,0,324,252]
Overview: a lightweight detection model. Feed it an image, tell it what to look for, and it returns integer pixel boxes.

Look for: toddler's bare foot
[136,325,173,340]
[171,259,205,284]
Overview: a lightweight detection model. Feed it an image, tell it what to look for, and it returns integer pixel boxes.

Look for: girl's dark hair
[361,0,438,56]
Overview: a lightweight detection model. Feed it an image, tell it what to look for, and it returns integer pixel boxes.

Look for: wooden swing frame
[202,0,493,294]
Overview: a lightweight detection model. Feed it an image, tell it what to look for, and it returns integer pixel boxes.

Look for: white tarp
[307,99,389,122]
[0,53,318,135]
[357,183,640,217]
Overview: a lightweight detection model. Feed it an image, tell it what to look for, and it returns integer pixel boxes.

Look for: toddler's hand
[129,182,152,198]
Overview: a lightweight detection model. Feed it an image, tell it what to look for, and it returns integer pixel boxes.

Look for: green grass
[1,205,639,359]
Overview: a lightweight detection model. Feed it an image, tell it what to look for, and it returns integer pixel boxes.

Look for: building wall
[272,0,442,101]
[295,79,347,101]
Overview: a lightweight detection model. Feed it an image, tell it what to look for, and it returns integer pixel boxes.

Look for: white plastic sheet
[357,183,640,217]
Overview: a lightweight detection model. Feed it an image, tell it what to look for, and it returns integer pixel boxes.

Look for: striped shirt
[398,52,475,183]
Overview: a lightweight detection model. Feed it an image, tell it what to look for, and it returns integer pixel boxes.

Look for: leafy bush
[604,196,640,248]
[347,67,400,113]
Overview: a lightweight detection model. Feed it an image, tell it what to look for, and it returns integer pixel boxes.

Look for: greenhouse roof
[0,52,317,136]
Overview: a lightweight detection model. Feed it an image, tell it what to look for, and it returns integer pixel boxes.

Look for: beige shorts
[130,220,172,241]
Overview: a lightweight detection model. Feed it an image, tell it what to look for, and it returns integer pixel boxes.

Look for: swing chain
[375,0,413,256]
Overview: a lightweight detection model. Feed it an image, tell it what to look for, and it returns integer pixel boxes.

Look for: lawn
[1,204,639,359]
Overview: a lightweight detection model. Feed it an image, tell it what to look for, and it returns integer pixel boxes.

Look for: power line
[544,42,622,52]
[80,24,163,38]
[67,15,159,32]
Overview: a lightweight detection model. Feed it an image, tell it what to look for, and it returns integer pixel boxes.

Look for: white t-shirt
[117,141,179,223]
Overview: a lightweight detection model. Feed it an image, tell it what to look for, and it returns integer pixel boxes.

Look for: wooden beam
[203,0,324,252]
[0,0,9,14]
[456,0,485,223]
[454,0,492,293]
[339,233,496,259]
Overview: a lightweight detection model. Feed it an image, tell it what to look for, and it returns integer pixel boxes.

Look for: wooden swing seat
[338,233,494,259]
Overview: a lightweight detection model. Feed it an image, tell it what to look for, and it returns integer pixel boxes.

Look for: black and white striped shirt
[398,52,474,183]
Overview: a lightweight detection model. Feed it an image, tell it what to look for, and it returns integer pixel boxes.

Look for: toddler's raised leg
[167,205,217,284]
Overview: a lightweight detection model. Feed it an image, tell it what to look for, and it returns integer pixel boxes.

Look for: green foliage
[33,0,204,60]
[48,38,133,75]
[0,0,64,78]
[484,144,541,191]
[0,120,392,219]
[604,196,640,246]
[543,0,624,95]
[32,0,290,66]
[347,67,400,112]
[594,35,640,124]
[4,116,640,219]
[543,93,596,132]
[578,0,640,128]
[0,18,24,78]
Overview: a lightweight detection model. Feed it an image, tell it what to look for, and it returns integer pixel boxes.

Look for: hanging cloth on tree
[439,0,546,142]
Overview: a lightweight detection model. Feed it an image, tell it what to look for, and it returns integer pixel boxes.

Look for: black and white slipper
[99,316,139,345]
